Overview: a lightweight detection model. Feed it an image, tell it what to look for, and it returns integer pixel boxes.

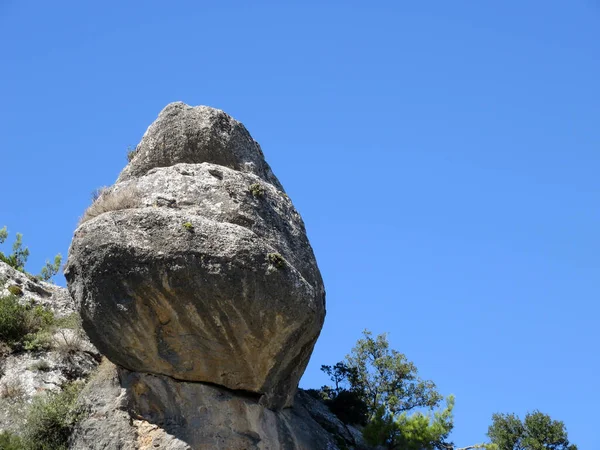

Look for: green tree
[363,396,457,450]
[0,226,61,280]
[320,330,495,450]
[39,253,62,282]
[488,411,577,450]
[0,227,30,271]
[345,330,443,419]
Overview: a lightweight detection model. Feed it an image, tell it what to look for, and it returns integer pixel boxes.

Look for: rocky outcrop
[0,262,73,317]
[117,102,283,190]
[65,103,326,412]
[71,360,364,450]
[0,261,100,433]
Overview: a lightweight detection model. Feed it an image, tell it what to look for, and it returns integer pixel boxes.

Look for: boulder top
[117,102,283,190]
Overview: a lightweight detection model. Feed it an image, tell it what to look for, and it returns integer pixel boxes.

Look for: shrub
[53,329,85,357]
[0,431,24,450]
[29,360,51,372]
[79,186,141,225]
[7,285,23,296]
[23,383,84,450]
[249,183,265,198]
[267,253,285,269]
[0,295,55,350]
[126,145,138,162]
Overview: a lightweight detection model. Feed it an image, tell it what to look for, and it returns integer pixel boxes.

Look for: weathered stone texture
[65,103,325,409]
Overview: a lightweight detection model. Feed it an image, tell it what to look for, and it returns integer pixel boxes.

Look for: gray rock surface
[71,360,362,450]
[0,261,73,318]
[117,102,283,191]
[65,103,326,409]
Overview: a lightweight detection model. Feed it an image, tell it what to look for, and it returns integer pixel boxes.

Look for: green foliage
[371,396,456,450]
[22,383,84,450]
[249,183,265,198]
[0,430,24,450]
[0,228,30,271]
[29,359,51,372]
[126,145,137,162]
[319,331,498,450]
[0,295,55,351]
[182,221,194,231]
[346,330,443,418]
[7,285,23,296]
[0,226,60,278]
[39,254,62,282]
[23,329,53,352]
[488,411,577,450]
[267,253,285,269]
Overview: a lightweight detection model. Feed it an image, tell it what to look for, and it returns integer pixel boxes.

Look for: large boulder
[65,103,325,409]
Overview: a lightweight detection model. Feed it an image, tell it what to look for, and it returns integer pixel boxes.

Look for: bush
[79,186,141,225]
[0,431,24,450]
[126,145,138,162]
[0,294,55,350]
[23,383,84,450]
[7,285,23,296]
[249,183,265,198]
[267,253,285,269]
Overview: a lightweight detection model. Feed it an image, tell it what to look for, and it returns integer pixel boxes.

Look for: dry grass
[0,378,25,401]
[53,329,85,356]
[79,186,141,225]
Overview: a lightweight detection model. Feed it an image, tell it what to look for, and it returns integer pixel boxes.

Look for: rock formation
[64,103,355,449]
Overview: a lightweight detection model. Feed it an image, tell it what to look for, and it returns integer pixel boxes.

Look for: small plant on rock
[182,221,194,231]
[29,360,51,372]
[7,285,23,297]
[249,183,265,198]
[267,253,285,269]
[126,145,138,162]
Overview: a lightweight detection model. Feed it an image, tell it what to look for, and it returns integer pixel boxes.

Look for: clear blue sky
[1,1,598,447]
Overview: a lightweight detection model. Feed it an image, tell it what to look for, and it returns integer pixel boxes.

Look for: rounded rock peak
[117,102,283,189]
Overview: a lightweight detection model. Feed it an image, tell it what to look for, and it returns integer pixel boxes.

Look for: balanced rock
[65,103,325,409]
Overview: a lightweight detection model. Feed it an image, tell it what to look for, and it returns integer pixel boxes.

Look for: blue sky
[1,1,598,447]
